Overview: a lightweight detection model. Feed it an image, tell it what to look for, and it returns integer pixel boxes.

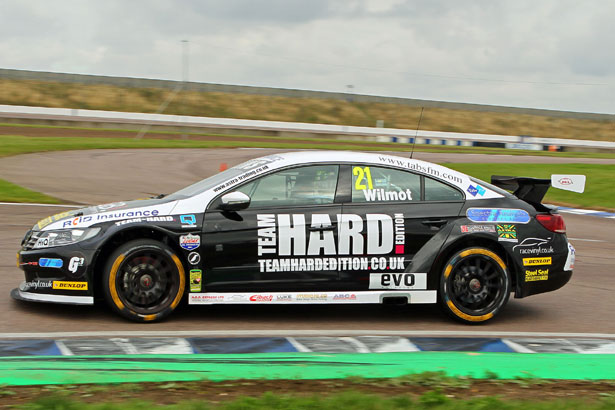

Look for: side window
[424,176,464,201]
[236,165,339,208]
[351,165,420,203]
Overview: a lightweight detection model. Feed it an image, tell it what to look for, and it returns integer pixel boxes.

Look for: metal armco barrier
[2,104,614,151]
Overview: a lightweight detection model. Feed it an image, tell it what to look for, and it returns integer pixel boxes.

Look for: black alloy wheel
[440,247,510,323]
[103,239,185,322]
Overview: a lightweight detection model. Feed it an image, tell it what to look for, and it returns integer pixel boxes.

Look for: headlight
[32,227,101,249]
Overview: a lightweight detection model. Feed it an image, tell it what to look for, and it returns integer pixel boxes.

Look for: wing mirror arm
[219,191,251,211]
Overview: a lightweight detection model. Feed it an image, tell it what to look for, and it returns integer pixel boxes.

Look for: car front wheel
[103,239,186,322]
[440,247,510,324]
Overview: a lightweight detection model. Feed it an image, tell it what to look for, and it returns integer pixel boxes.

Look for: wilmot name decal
[257,213,405,273]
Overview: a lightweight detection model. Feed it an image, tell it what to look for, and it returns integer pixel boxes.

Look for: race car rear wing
[491,175,585,208]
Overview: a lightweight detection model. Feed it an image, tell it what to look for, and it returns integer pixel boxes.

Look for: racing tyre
[440,247,510,324]
[103,239,186,322]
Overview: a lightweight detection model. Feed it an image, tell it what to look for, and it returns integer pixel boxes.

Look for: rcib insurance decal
[257,213,405,273]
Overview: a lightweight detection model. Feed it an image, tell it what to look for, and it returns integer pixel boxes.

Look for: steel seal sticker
[460,225,496,233]
[190,269,202,292]
[180,234,200,250]
[525,269,549,282]
[466,208,530,224]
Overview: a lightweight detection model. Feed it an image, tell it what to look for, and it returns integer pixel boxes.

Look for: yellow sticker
[353,166,373,190]
[523,257,552,266]
[52,281,88,290]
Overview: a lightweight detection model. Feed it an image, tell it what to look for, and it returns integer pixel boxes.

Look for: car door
[339,164,465,291]
[201,164,343,292]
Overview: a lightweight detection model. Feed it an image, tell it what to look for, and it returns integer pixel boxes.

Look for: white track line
[568,238,605,242]
[0,202,82,208]
[1,330,614,339]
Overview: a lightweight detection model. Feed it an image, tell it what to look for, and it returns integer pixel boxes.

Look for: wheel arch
[91,226,184,301]
[428,235,517,292]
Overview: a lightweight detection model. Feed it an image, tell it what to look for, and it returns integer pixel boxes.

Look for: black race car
[12,151,581,323]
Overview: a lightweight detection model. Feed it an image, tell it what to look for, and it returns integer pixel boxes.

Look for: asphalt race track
[0,148,613,335]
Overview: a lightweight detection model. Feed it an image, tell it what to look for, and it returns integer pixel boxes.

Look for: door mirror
[219,191,251,211]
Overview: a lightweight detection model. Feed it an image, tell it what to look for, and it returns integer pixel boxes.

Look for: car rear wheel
[103,239,186,322]
[440,247,510,324]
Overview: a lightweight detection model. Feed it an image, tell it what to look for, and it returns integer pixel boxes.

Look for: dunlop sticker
[52,281,88,290]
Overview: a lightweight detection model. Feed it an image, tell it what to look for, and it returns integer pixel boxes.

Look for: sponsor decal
[115,216,174,226]
[558,178,573,185]
[68,256,85,274]
[37,211,74,229]
[523,257,552,266]
[227,294,247,301]
[63,209,161,228]
[39,258,63,268]
[213,164,271,193]
[496,224,517,243]
[369,273,427,290]
[35,237,50,248]
[190,269,202,292]
[19,261,39,266]
[188,252,201,265]
[466,184,486,197]
[259,256,405,273]
[377,156,464,185]
[513,238,554,255]
[97,202,126,211]
[460,225,496,234]
[564,242,575,271]
[332,293,357,301]
[249,294,273,302]
[52,281,88,290]
[275,294,293,302]
[180,234,200,250]
[297,293,328,301]
[466,208,531,224]
[19,280,52,290]
[180,214,197,228]
[190,294,224,302]
[257,213,406,273]
[525,268,549,282]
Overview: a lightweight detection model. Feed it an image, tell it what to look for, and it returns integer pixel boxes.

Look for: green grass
[447,163,615,211]
[17,391,615,409]
[0,178,61,203]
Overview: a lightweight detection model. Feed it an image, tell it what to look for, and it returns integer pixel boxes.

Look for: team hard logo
[256,213,405,273]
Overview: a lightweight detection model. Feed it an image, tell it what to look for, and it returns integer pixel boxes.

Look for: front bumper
[11,287,94,305]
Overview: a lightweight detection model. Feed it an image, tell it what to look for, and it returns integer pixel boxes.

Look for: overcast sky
[1,0,614,113]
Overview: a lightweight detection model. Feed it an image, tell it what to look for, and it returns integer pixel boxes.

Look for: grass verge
[12,390,615,409]
[448,163,615,211]
[0,178,61,204]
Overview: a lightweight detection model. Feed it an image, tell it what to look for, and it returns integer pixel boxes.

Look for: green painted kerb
[1,352,614,386]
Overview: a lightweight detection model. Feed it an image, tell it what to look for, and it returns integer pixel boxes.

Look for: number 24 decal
[353,166,373,190]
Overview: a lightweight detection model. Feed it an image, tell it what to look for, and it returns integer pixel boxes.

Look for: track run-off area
[0,148,614,336]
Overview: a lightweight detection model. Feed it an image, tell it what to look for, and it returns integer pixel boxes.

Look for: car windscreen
[165,155,283,200]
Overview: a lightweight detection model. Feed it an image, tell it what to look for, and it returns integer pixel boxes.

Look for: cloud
[0,0,613,113]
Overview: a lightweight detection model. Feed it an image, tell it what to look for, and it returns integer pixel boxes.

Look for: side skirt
[189,290,437,305]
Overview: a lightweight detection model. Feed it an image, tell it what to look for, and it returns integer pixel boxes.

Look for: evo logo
[369,273,427,290]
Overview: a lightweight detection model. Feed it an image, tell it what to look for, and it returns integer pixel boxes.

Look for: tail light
[536,214,566,233]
